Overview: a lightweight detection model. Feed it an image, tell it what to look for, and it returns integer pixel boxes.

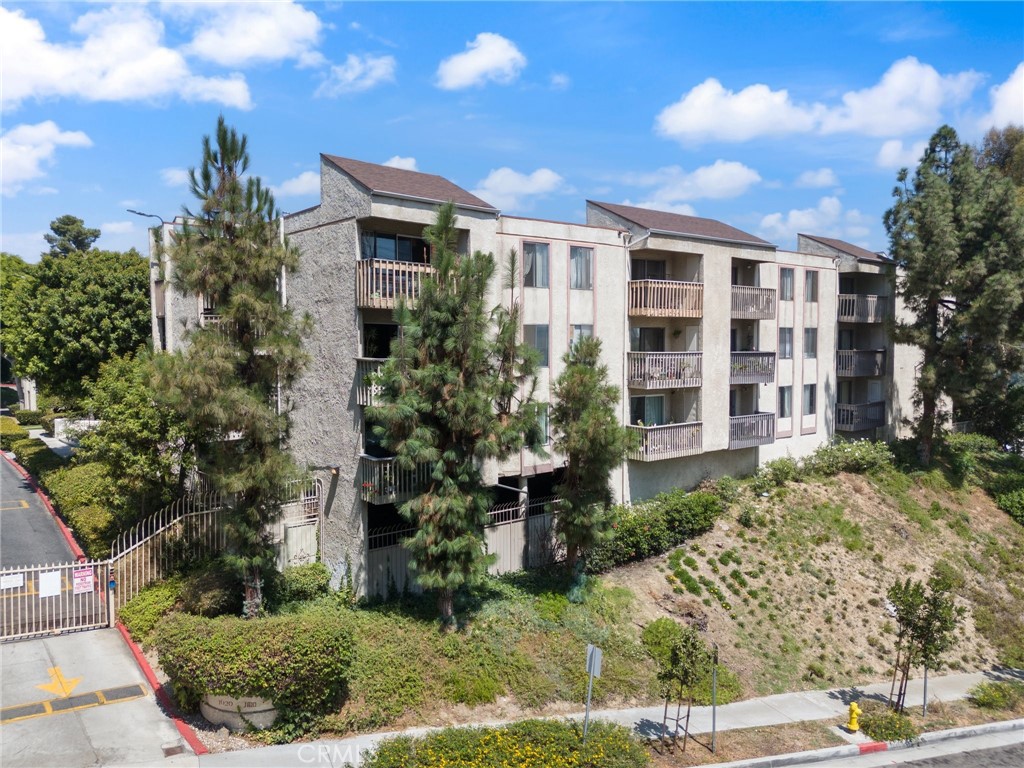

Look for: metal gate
[0,560,111,642]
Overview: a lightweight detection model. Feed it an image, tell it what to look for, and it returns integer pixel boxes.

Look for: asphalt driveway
[0,455,74,568]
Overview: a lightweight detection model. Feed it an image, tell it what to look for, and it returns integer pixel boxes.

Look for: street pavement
[0,454,74,568]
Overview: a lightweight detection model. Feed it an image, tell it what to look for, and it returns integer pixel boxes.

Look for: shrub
[859,707,919,742]
[586,504,671,572]
[995,489,1024,525]
[40,412,57,437]
[154,611,354,726]
[64,505,114,558]
[659,489,723,538]
[44,462,115,514]
[640,618,740,705]
[179,560,243,618]
[119,578,183,644]
[0,416,28,450]
[281,562,332,603]
[11,409,44,426]
[365,719,650,768]
[804,439,894,476]
[967,681,1024,710]
[10,438,69,479]
[696,475,740,504]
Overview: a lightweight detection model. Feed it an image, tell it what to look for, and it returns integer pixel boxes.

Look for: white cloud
[161,168,190,187]
[383,156,418,171]
[0,230,48,261]
[1,120,92,197]
[550,73,571,91]
[181,1,324,68]
[0,5,252,111]
[471,167,564,211]
[758,196,872,247]
[795,168,839,188]
[876,139,928,169]
[272,171,320,197]
[101,221,135,235]
[656,57,982,143]
[316,54,396,96]
[436,33,526,90]
[33,186,59,196]
[622,161,761,207]
[979,62,1024,130]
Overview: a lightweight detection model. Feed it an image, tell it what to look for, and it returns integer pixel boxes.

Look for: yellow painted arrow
[36,667,82,698]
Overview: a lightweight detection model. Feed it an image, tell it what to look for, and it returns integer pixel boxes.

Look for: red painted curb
[2,451,86,562]
[859,741,889,754]
[115,622,209,756]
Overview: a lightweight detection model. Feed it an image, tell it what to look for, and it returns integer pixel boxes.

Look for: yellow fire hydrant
[847,701,862,732]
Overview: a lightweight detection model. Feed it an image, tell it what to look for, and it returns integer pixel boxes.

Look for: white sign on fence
[72,568,94,595]
[1,573,24,590]
[38,571,61,598]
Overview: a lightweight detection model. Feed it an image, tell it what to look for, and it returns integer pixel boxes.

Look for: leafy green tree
[0,252,35,365]
[550,336,636,575]
[884,125,1024,463]
[886,569,964,713]
[153,117,308,617]
[1,242,150,402]
[370,203,543,624]
[976,125,1024,194]
[44,214,101,257]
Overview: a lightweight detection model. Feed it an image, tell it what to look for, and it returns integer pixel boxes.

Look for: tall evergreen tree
[884,125,1024,463]
[44,214,101,257]
[550,336,636,574]
[370,203,543,624]
[154,117,308,617]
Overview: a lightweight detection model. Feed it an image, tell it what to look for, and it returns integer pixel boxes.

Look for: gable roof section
[323,154,497,212]
[589,200,773,247]
[800,233,889,263]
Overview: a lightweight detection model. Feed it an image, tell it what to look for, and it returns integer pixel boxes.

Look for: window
[630,395,664,426]
[364,324,397,358]
[778,386,792,418]
[805,271,819,302]
[804,328,818,359]
[537,405,549,444]
[524,324,549,367]
[571,324,593,347]
[779,328,794,359]
[523,242,549,288]
[780,268,794,301]
[570,246,593,290]
[630,327,665,352]
[631,259,666,280]
[360,231,429,263]
[803,384,817,416]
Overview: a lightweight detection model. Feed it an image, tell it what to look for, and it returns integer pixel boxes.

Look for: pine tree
[550,336,636,575]
[370,202,543,624]
[44,214,100,257]
[884,125,1024,464]
[154,117,308,617]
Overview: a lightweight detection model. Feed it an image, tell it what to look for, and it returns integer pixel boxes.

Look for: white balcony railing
[729,352,776,384]
[627,352,702,389]
[729,413,775,449]
[355,358,386,406]
[731,286,777,320]
[358,455,432,505]
[628,280,703,318]
[837,294,887,323]
[628,422,702,461]
[356,259,435,309]
[836,349,886,378]
[836,402,886,432]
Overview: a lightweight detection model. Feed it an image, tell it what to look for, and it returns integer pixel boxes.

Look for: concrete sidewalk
[27,428,75,460]
[111,668,1023,767]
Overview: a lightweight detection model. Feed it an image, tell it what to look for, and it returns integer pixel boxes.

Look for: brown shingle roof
[799,233,889,263]
[589,200,773,247]
[323,155,496,211]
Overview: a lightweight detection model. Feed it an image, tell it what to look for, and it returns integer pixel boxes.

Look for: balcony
[838,294,887,323]
[628,422,702,461]
[836,401,886,432]
[356,259,434,309]
[729,352,776,384]
[628,280,703,318]
[836,349,886,378]
[729,413,775,449]
[358,455,432,505]
[731,286,776,320]
[355,358,385,406]
[627,352,702,390]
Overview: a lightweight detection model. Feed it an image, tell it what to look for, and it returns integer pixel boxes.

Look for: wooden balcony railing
[627,352,702,389]
[628,422,702,461]
[358,455,432,505]
[628,280,703,318]
[838,294,887,323]
[729,413,775,449]
[836,349,886,378]
[731,286,777,320]
[729,352,776,384]
[356,259,435,309]
[836,401,886,432]
[355,358,386,406]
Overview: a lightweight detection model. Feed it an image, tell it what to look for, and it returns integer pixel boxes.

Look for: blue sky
[2,1,1021,262]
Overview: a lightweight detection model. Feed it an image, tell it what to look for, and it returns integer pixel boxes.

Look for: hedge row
[10,437,69,478]
[43,463,117,558]
[1,416,28,450]
[586,490,723,573]
[11,409,45,426]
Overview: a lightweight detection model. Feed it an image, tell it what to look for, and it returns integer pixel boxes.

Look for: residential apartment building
[150,153,918,593]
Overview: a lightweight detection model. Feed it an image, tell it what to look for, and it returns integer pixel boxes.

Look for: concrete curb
[700,717,1024,768]
[2,450,86,561]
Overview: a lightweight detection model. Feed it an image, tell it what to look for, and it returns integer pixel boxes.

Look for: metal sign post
[711,642,719,753]
[583,643,603,744]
